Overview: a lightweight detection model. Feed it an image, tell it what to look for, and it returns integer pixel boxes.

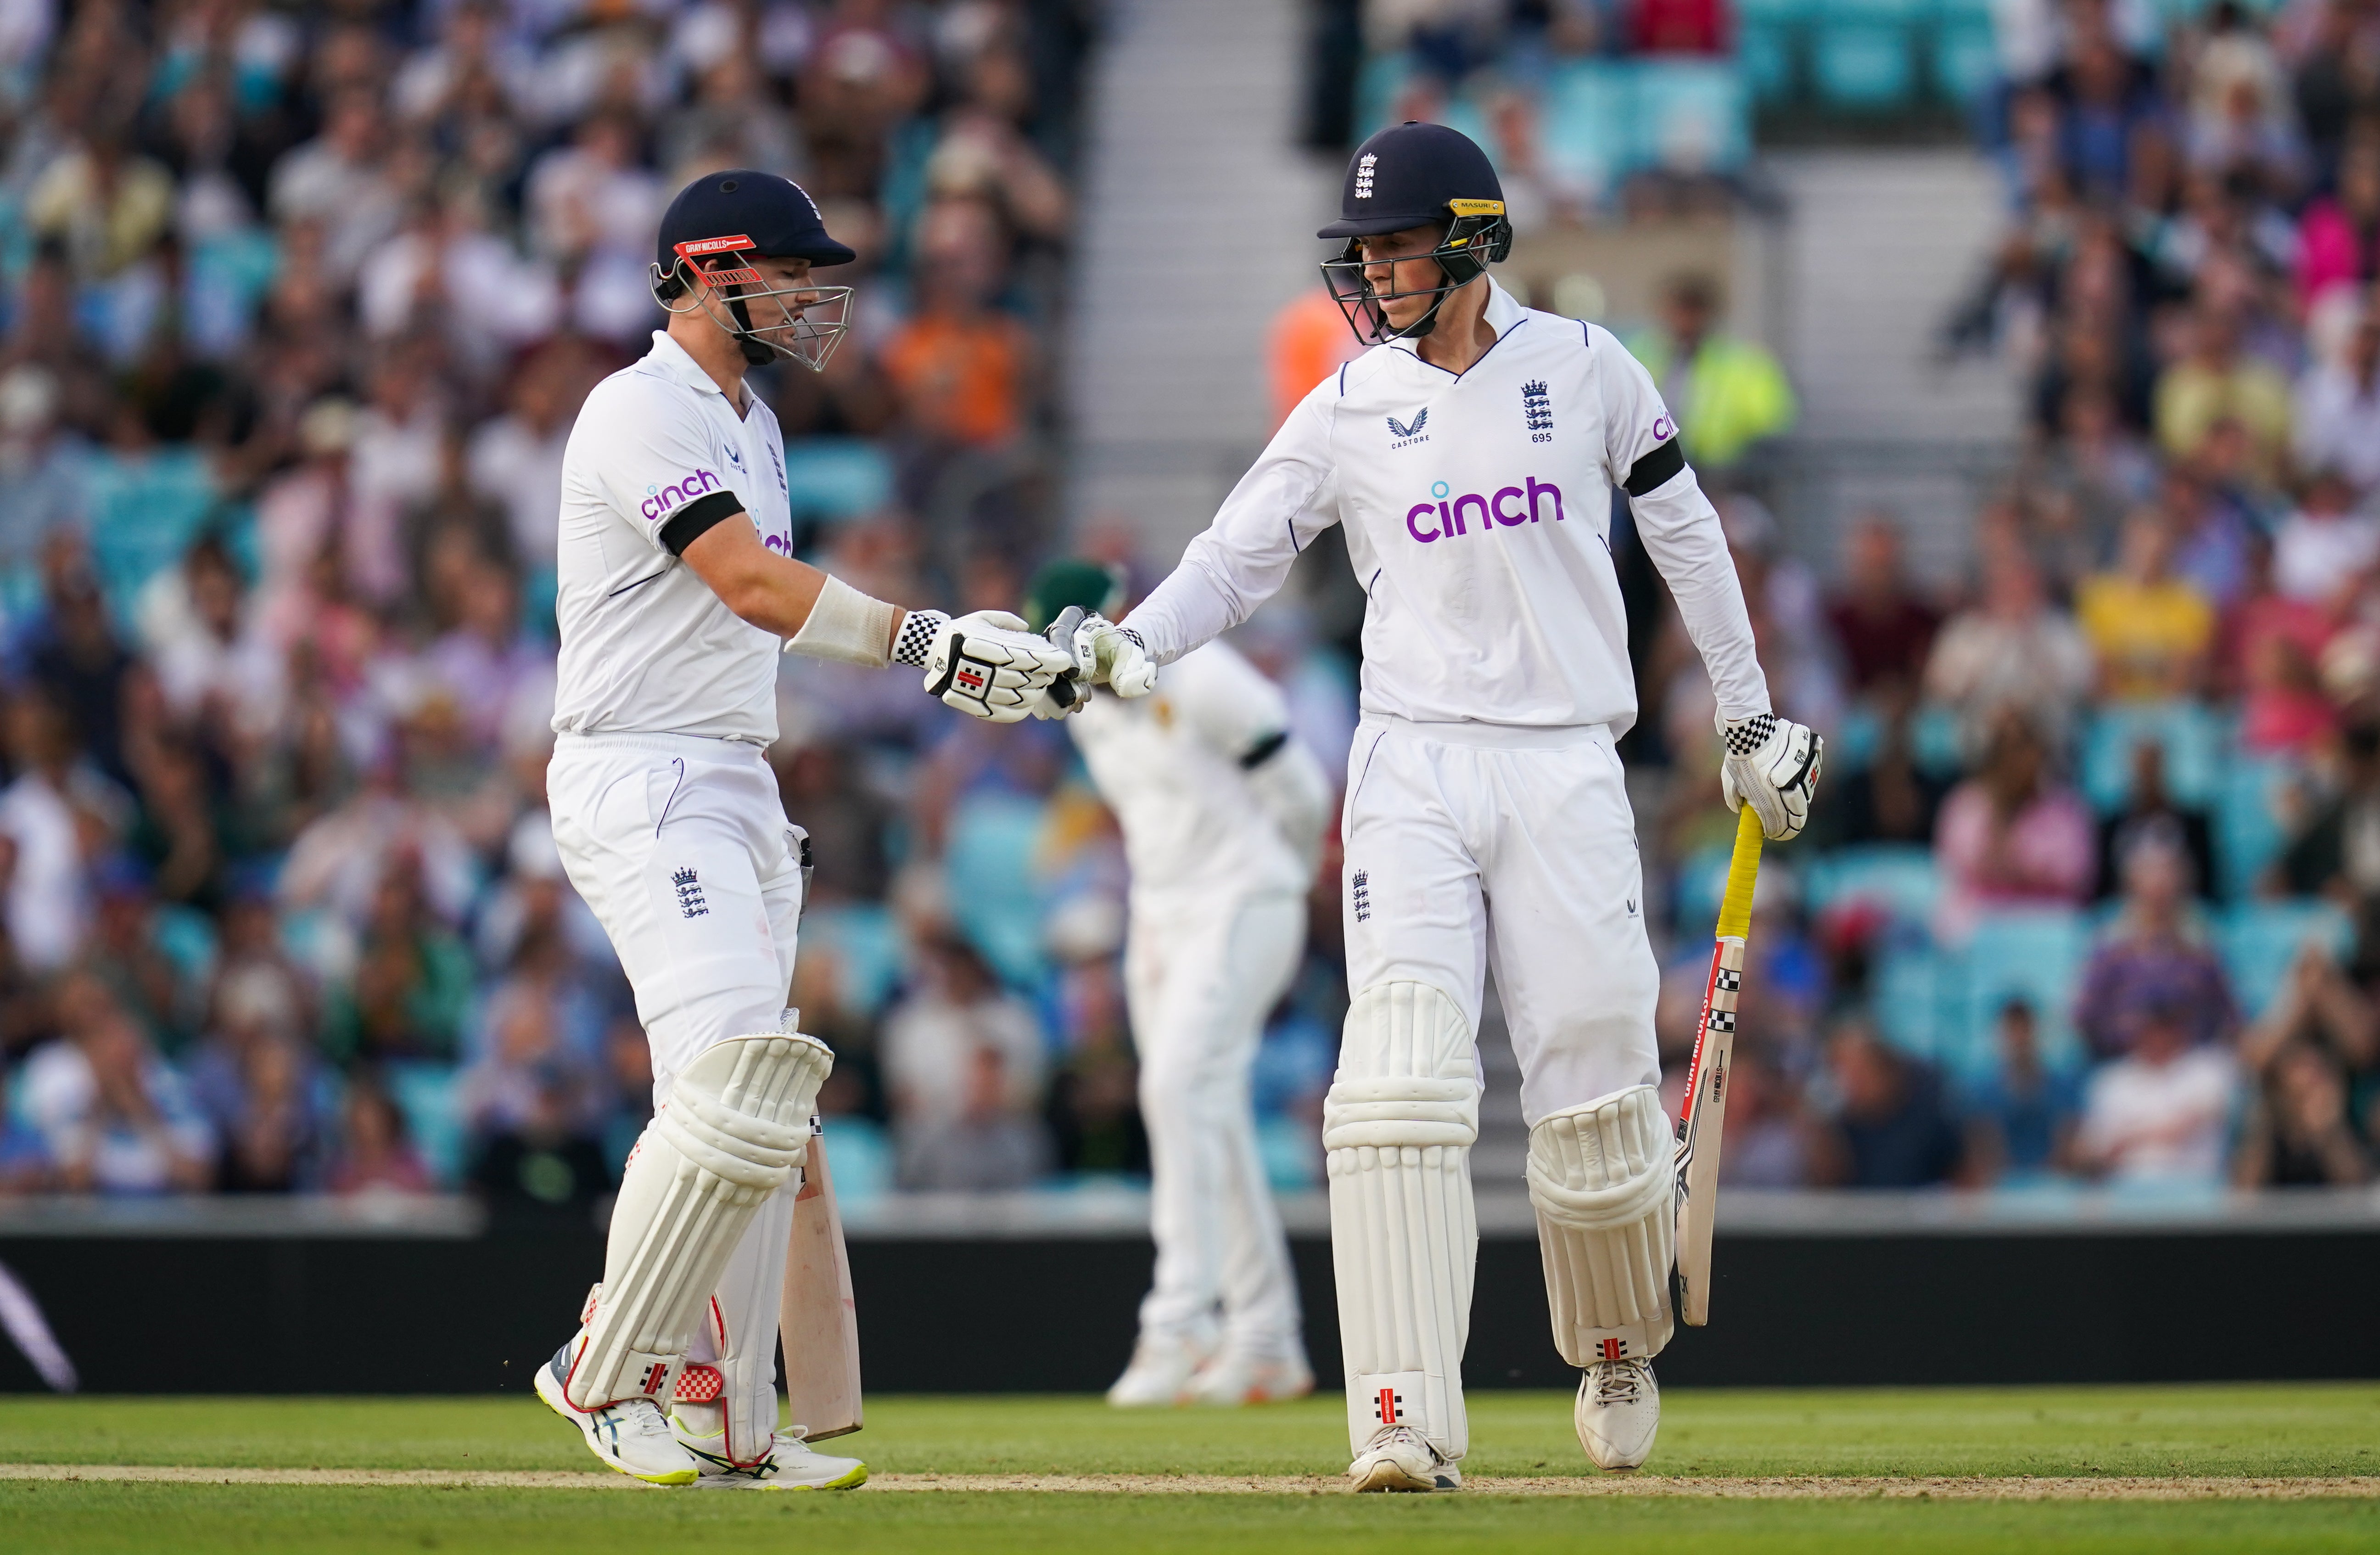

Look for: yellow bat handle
[1715,803,1764,942]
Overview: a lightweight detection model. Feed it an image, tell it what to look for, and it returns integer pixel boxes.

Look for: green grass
[3,1387,2377,1552]
[3,1483,2377,1555]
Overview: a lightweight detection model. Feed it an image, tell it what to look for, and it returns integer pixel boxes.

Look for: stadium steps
[1063,0,1338,561]
[1763,149,2022,581]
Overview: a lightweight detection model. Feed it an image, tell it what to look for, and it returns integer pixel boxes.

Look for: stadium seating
[943,792,1053,988]
[1931,0,2001,102]
[2078,700,2226,814]
[2216,900,2353,1020]
[1812,0,1925,108]
[781,440,894,526]
[1805,844,1942,926]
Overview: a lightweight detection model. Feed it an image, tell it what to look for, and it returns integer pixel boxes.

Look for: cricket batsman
[1063,123,1821,1486]
[1026,561,1331,1409]
[535,169,1073,1487]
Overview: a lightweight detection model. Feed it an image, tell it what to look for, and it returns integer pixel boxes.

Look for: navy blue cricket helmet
[1318,122,1513,346]
[651,169,857,370]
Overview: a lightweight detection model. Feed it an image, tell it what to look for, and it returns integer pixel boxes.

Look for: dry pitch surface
[3,1387,2377,1552]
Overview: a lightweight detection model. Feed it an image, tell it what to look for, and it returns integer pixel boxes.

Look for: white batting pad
[679,1179,799,1464]
[1527,1083,1675,1366]
[565,1033,830,1411]
[1323,981,1479,1461]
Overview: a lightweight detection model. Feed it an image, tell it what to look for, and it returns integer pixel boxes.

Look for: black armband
[658,490,746,556]
[1623,438,1686,498]
[1238,730,1289,770]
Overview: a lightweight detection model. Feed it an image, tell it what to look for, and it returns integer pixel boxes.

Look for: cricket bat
[1674,803,1764,1327]
[779,1121,863,1440]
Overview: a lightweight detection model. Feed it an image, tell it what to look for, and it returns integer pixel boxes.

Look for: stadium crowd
[1646,0,2380,1191]
[8,0,2380,1213]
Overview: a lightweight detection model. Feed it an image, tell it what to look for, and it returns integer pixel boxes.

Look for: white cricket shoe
[1576,1357,1661,1471]
[1105,1334,1208,1407]
[535,1339,700,1485]
[1187,1348,1315,1406]
[671,1422,868,1490]
[1348,1425,1462,1492]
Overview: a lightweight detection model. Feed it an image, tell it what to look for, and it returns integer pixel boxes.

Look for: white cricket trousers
[548,731,809,1389]
[1125,889,1307,1358]
[1341,716,1659,1133]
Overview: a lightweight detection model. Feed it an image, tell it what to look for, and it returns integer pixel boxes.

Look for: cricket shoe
[535,1338,700,1485]
[672,1426,868,1490]
[1105,1333,1210,1407]
[1576,1356,1660,1471]
[1347,1426,1462,1492]
[1187,1348,1314,1406]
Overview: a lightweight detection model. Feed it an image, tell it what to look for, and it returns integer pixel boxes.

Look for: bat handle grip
[1716,803,1764,943]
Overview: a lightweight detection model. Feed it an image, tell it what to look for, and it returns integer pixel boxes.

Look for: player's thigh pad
[1526,1083,1675,1365]
[1324,979,1479,1461]
[566,1033,831,1410]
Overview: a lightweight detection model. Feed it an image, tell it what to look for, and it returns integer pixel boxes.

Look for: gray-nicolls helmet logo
[1319,123,1513,347]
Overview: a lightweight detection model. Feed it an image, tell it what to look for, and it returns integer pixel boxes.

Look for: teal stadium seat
[1805,843,1941,927]
[1540,60,1635,202]
[1673,842,1737,933]
[384,1061,466,1188]
[1629,59,1752,173]
[2078,701,2225,814]
[780,439,892,525]
[2217,901,2353,1022]
[1813,0,1925,108]
[1871,941,1953,1060]
[1931,0,2000,102]
[1953,909,2089,1080]
[2212,754,2302,900]
[1355,50,1414,139]
[943,793,1051,988]
[1736,0,1809,106]
[800,903,908,1019]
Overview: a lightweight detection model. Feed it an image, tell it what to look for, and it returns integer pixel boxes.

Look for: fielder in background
[538,169,1072,1488]
[1027,561,1331,1409]
[1063,122,1821,1487]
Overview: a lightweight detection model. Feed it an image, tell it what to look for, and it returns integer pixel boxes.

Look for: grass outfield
[2,1387,2376,1552]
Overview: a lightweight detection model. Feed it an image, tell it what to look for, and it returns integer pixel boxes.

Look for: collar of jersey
[640,330,730,398]
[1385,276,1527,369]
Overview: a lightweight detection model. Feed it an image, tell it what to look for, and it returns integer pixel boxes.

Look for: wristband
[891,608,949,668]
[785,574,900,668]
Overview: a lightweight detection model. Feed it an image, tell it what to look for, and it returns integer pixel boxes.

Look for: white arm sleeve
[1125,386,1342,666]
[1592,325,1771,722]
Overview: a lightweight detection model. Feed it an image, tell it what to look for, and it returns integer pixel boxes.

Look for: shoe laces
[605,1396,678,1441]
[1366,1425,1433,1457]
[1590,1358,1653,1407]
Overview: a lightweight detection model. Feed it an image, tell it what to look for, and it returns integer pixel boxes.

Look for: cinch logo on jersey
[641,468,723,522]
[1405,477,1566,543]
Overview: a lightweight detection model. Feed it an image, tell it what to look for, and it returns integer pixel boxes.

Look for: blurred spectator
[1827,681,1951,847]
[2233,1042,2374,1186]
[2093,741,2215,904]
[1823,514,1940,700]
[1624,273,1795,472]
[883,935,1049,1190]
[1934,708,2096,937]
[1810,1018,1967,1188]
[2273,469,2380,607]
[1043,955,1147,1176]
[1962,999,2081,1182]
[2239,942,2376,1089]
[2075,512,2213,701]
[2279,722,2380,902]
[1716,1049,1814,1188]
[2074,993,2238,1184]
[327,1078,432,1196]
[2293,299,2380,494]
[2074,830,2235,1060]
[461,973,609,1216]
[323,854,474,1066]
[0,690,102,973]
[1924,549,2094,752]
[2153,309,2292,483]
[20,971,213,1194]
[2296,135,2380,315]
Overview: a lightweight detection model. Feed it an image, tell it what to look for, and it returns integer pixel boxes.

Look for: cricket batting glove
[896,609,1075,724]
[1719,713,1824,842]
[1072,613,1157,698]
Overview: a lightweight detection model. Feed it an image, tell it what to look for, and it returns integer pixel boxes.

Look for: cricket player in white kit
[535,170,1074,1488]
[1026,561,1332,1409]
[1064,123,1822,1488]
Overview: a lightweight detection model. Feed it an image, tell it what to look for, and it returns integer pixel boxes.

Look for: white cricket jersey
[1069,641,1309,911]
[550,331,795,744]
[1129,279,1769,734]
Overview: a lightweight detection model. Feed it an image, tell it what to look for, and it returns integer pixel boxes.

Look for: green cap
[1024,558,1127,634]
